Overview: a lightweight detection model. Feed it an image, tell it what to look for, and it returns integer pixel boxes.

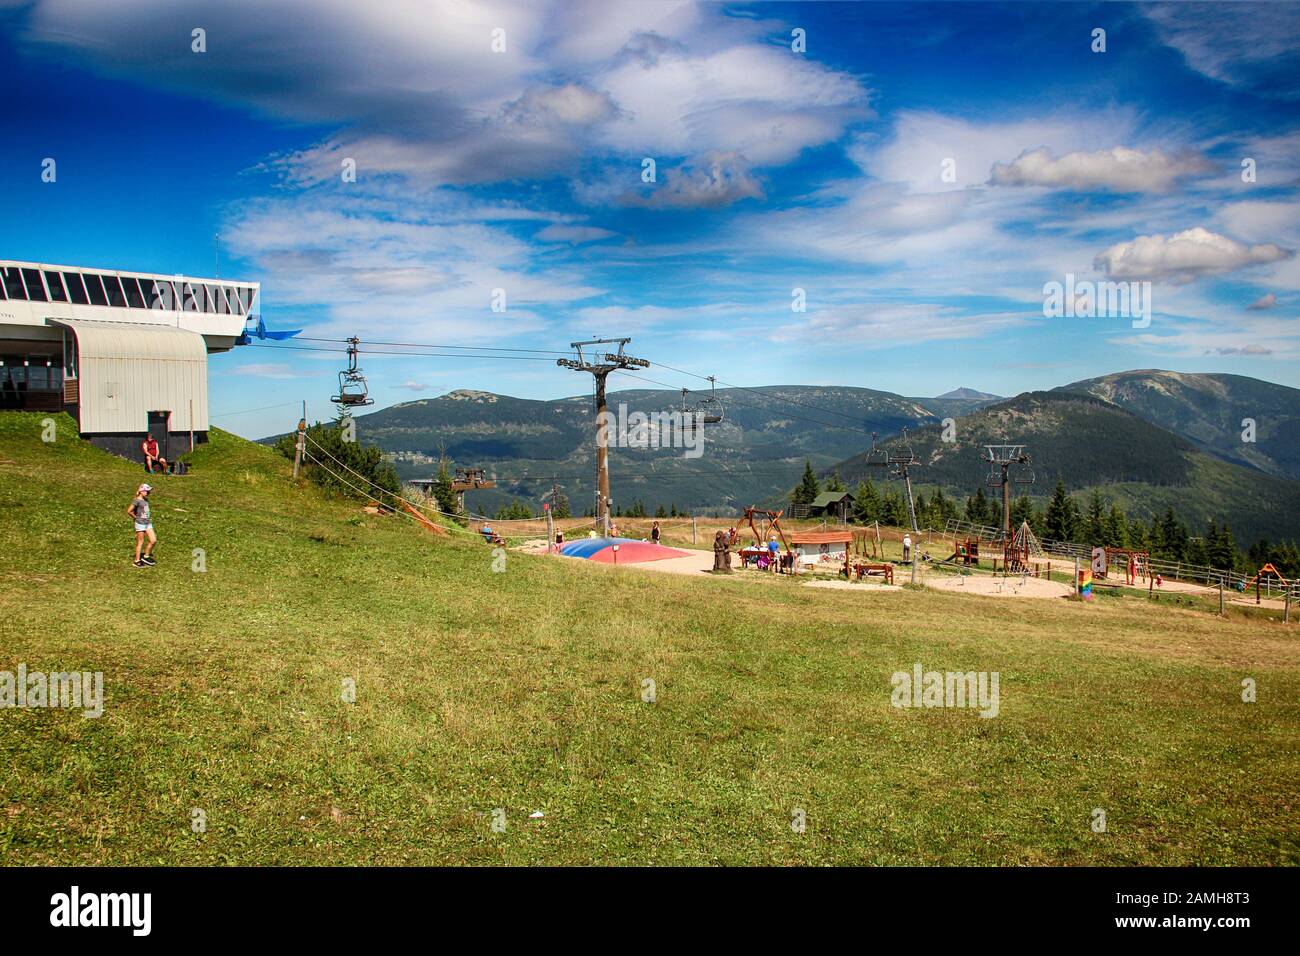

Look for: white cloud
[1109,314,1300,360]
[23,1,870,187]
[569,301,751,335]
[222,196,603,340]
[1216,201,1300,245]
[632,152,765,209]
[1093,227,1294,283]
[535,224,617,243]
[855,111,1141,192]
[593,41,871,167]
[502,84,619,127]
[771,303,1032,348]
[1145,2,1300,100]
[1209,345,1273,356]
[989,146,1212,193]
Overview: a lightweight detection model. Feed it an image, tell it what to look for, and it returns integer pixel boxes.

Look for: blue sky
[3,0,1299,440]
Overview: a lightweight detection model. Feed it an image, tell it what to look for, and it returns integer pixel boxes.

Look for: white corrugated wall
[53,320,208,433]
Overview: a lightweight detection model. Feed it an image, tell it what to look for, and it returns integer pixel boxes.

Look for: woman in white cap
[127,483,156,568]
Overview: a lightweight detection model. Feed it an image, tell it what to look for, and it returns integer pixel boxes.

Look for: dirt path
[924,570,1073,600]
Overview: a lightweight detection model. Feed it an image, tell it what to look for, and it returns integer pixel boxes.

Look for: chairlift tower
[557,338,649,528]
[983,443,1033,538]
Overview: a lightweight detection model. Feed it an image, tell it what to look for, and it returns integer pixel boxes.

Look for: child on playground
[127,483,156,568]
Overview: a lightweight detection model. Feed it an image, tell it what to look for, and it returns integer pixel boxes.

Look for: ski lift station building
[0,260,258,462]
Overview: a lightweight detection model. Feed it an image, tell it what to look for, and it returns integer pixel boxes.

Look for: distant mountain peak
[937,387,1003,401]
[445,389,498,402]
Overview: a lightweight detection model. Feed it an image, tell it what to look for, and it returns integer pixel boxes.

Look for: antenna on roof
[214,233,221,279]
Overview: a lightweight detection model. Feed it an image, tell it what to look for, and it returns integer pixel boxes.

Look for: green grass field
[0,412,1296,865]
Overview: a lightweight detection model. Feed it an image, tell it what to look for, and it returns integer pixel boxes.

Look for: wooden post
[545,504,555,553]
[691,515,697,546]
[292,414,305,479]
[910,555,918,586]
[1073,556,1079,597]
[1257,574,1261,605]
[1285,586,1291,624]
[1219,579,1225,616]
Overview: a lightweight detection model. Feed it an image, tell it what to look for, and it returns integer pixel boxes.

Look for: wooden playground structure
[734,506,793,553]
[938,521,1052,578]
[1092,547,1151,586]
[1243,563,1290,605]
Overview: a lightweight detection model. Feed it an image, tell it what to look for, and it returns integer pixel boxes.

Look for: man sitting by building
[141,434,168,473]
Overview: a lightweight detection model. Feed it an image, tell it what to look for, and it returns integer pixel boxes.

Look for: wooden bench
[849,562,894,584]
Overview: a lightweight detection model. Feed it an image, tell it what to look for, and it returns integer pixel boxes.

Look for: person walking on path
[902,533,913,563]
[127,483,156,568]
[651,520,661,544]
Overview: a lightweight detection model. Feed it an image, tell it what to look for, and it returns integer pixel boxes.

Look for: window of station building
[121,276,147,308]
[179,282,199,312]
[143,279,175,310]
[200,284,217,313]
[25,356,55,390]
[43,271,68,303]
[0,355,22,392]
[101,275,127,308]
[62,272,89,305]
[82,273,108,306]
[2,268,26,300]
[21,269,48,302]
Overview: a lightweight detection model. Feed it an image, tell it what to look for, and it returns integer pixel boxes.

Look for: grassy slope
[0,412,1296,865]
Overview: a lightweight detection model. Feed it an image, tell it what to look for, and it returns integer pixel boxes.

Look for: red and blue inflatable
[559,537,691,564]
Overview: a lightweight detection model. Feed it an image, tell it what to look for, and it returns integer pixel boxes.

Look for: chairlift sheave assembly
[332,336,374,409]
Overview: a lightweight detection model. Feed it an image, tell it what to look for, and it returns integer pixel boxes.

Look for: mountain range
[270,370,1300,542]
[1053,370,1300,482]
[833,389,1300,544]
